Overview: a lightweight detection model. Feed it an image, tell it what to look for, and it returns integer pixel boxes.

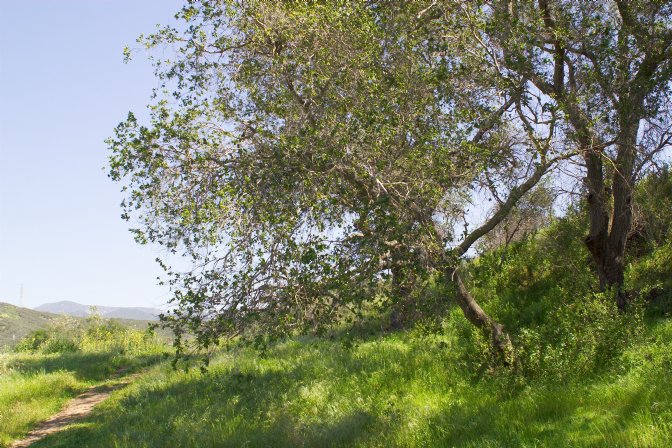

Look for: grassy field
[18,315,672,448]
[3,213,671,447]
[0,319,167,448]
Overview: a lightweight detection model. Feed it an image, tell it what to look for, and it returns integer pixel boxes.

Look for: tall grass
[22,317,672,448]
[0,318,168,447]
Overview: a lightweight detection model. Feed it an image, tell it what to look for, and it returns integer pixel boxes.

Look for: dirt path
[10,369,138,448]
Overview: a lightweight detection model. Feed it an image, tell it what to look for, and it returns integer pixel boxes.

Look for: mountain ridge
[34,300,161,321]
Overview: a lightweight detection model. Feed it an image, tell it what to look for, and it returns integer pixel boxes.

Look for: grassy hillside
[4,173,671,447]
[24,318,672,448]
[0,303,58,351]
[0,303,167,352]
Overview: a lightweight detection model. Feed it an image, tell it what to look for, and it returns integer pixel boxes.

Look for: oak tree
[481,0,672,308]
[110,1,576,360]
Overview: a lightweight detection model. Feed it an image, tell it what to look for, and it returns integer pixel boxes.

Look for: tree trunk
[389,262,411,329]
[448,266,515,365]
[427,161,559,365]
[584,115,639,310]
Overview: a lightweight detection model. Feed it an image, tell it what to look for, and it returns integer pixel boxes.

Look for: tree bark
[519,0,650,310]
[448,266,515,365]
[432,158,562,363]
[389,262,411,329]
[584,115,639,310]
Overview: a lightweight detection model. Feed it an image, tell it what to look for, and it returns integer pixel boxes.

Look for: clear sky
[0,0,185,309]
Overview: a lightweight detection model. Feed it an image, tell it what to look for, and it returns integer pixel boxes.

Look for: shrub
[460,213,646,381]
[40,337,79,354]
[627,238,672,317]
[630,166,672,252]
[80,320,164,354]
[14,329,50,352]
[12,318,165,356]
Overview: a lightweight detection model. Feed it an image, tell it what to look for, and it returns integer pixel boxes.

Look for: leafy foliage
[14,330,50,353]
[13,314,163,356]
[457,210,652,380]
[110,0,572,357]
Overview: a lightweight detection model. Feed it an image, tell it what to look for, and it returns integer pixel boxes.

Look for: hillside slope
[0,303,58,350]
[22,319,672,448]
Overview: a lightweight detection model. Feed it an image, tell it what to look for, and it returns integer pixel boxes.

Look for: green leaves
[109,0,591,358]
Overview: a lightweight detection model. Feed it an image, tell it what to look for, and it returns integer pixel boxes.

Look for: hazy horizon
[0,0,184,310]
[0,298,162,312]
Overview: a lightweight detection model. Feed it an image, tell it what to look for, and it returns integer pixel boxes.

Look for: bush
[460,213,647,382]
[12,317,165,356]
[14,329,50,352]
[630,166,672,252]
[14,329,79,354]
[80,319,161,354]
[627,238,672,317]
[40,337,79,354]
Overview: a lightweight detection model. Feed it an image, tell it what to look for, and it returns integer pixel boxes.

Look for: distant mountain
[1,302,171,351]
[101,307,161,321]
[35,300,161,321]
[34,300,89,317]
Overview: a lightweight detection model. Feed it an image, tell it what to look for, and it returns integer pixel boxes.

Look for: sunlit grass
[21,318,671,448]
[0,333,167,448]
[0,367,85,447]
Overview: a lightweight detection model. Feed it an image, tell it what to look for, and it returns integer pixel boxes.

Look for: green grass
[0,368,83,447]
[0,324,168,448]
[0,351,160,447]
[24,317,671,448]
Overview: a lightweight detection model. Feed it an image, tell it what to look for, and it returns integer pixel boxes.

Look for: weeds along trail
[10,369,141,448]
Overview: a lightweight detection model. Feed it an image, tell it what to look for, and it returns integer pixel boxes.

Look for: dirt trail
[10,369,138,448]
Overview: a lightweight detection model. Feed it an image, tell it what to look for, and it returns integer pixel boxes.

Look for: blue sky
[0,0,184,309]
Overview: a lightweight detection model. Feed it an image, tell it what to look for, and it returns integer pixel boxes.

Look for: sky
[2,2,669,312]
[0,0,185,309]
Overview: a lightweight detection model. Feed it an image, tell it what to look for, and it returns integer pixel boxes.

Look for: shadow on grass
[425,372,669,448]
[27,327,672,448]
[8,352,164,382]
[31,359,378,448]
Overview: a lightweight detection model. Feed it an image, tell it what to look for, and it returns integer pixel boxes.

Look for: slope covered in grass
[10,173,672,447]
[0,351,136,447]
[0,319,168,447]
[0,303,58,351]
[29,316,672,448]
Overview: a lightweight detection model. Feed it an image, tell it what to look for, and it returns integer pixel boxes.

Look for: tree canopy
[109,1,671,361]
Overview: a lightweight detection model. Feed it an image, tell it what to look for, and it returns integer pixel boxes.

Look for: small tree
[480,0,672,308]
